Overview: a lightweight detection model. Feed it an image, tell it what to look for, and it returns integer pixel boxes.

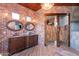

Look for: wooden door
[45,13,70,47]
[45,15,58,46]
[58,14,70,47]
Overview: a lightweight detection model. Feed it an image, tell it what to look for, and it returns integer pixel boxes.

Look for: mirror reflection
[25,22,35,31]
[7,20,23,31]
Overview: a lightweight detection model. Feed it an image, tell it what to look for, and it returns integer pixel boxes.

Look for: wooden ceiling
[19,3,79,11]
[19,3,41,11]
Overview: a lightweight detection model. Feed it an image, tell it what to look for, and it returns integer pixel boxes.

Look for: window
[12,12,20,20]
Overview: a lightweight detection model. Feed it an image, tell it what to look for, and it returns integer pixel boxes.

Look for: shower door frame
[45,13,70,47]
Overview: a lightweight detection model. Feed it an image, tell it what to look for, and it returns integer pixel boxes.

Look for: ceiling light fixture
[41,3,54,10]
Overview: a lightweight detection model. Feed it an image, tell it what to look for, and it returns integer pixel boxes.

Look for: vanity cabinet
[8,37,25,55]
[29,35,38,47]
[8,35,38,55]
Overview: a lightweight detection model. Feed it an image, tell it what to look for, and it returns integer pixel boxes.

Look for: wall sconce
[26,16,32,22]
[12,12,20,20]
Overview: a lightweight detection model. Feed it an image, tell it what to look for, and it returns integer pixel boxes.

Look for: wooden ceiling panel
[54,3,79,6]
[19,3,79,11]
[19,3,41,11]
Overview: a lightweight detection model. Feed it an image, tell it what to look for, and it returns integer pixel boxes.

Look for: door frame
[44,13,70,47]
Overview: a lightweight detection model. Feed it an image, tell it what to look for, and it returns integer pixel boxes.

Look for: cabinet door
[8,37,25,55]
[29,35,38,47]
[33,35,38,46]
[29,36,34,47]
[8,38,17,55]
[25,36,29,48]
[15,37,25,51]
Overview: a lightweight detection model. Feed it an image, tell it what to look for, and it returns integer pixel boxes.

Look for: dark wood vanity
[8,35,38,55]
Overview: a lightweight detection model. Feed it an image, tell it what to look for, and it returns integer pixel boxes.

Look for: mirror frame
[25,22,35,31]
[6,20,24,31]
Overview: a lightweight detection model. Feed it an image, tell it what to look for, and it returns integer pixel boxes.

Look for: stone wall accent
[36,6,79,46]
[0,3,79,55]
[0,3,38,55]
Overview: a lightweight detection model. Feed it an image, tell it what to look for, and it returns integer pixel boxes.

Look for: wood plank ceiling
[19,3,41,11]
[19,3,79,11]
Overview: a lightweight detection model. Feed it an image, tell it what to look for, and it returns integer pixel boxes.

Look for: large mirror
[7,20,23,31]
[25,22,35,31]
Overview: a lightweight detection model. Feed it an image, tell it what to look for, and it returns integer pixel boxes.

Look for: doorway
[45,13,70,47]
